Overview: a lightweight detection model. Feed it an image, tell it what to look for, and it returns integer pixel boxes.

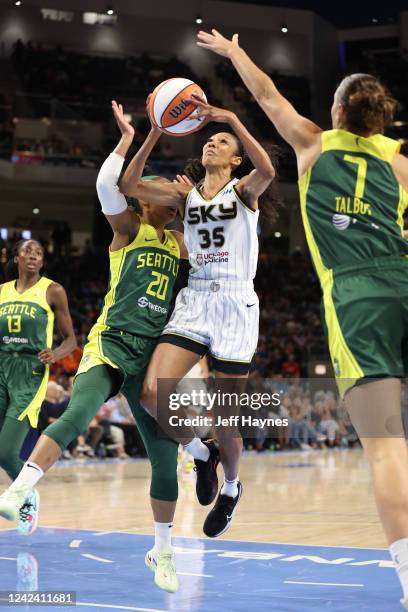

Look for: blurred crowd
[0,231,353,461]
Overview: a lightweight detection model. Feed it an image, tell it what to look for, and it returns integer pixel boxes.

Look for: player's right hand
[197,29,240,58]
[173,174,193,186]
[112,100,135,138]
[146,94,163,135]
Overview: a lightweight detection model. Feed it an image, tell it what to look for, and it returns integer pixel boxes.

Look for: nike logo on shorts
[246,303,256,308]
[145,238,155,242]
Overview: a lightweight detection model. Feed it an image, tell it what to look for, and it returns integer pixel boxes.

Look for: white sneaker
[0,485,30,523]
[18,488,40,536]
[145,546,179,593]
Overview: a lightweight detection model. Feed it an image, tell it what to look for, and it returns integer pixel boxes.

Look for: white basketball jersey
[184,178,259,281]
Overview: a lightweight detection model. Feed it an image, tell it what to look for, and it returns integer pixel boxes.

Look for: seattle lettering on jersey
[0,303,37,318]
[335,196,372,216]
[136,251,179,277]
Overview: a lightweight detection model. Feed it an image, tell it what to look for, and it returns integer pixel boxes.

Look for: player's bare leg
[345,378,408,606]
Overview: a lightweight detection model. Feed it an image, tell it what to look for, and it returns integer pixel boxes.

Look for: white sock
[390,538,408,598]
[183,438,209,462]
[11,462,44,491]
[221,477,239,498]
[154,521,173,551]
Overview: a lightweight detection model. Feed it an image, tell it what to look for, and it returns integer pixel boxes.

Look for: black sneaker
[194,440,220,506]
[203,481,243,538]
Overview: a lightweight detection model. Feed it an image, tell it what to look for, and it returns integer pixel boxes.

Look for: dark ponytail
[184,133,283,224]
[336,73,398,134]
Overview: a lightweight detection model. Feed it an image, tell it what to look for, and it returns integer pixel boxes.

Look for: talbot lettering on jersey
[187,202,237,224]
[0,303,37,318]
[136,252,179,277]
[335,196,372,216]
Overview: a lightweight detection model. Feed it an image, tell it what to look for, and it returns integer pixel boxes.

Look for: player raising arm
[197,28,408,610]
[121,96,280,543]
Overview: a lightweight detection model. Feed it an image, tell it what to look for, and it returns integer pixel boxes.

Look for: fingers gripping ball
[148,78,207,136]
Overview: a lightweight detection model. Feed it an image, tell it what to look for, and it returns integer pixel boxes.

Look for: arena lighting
[106,5,114,15]
[274,231,281,238]
[371,17,378,24]
[281,24,288,33]
[315,364,327,375]
[14,0,22,6]
[195,16,203,24]
[32,208,40,215]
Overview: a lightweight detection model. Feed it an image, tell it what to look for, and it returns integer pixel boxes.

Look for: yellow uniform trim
[17,366,50,428]
[298,166,364,395]
[397,184,408,236]
[99,249,126,328]
[1,277,53,314]
[76,325,119,378]
[126,217,180,256]
[321,129,400,162]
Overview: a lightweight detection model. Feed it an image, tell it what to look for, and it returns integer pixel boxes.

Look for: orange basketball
[148,77,207,137]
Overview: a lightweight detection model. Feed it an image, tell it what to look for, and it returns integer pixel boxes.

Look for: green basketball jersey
[93,217,180,340]
[299,129,408,287]
[0,276,55,355]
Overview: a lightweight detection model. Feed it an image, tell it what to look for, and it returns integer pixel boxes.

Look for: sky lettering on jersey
[0,303,37,318]
[187,202,237,224]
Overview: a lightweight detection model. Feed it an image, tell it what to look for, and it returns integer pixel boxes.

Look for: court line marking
[285,581,364,587]
[76,604,167,612]
[82,554,113,563]
[177,571,213,577]
[70,539,82,548]
[38,526,389,552]
[0,556,17,561]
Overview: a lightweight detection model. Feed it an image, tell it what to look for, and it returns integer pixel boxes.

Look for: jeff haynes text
[168,415,289,428]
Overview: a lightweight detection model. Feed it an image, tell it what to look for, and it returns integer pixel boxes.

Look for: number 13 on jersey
[7,315,22,333]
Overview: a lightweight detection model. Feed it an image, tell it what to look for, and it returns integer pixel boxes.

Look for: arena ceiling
[216,0,406,29]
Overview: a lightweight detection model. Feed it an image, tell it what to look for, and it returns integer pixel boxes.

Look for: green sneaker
[18,489,40,536]
[0,485,30,523]
[145,546,179,593]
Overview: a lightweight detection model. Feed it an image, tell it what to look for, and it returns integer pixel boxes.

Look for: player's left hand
[187,93,234,125]
[112,100,135,138]
[197,29,240,58]
[38,348,57,364]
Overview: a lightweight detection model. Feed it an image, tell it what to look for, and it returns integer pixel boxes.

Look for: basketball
[148,77,207,136]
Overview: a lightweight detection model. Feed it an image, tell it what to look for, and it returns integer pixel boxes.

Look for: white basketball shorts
[159,278,259,374]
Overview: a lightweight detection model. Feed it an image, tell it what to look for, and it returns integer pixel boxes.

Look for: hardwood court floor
[0,448,385,548]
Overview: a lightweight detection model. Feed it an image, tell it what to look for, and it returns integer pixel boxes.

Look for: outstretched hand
[173,174,193,186]
[197,29,240,57]
[187,93,234,125]
[112,100,135,138]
